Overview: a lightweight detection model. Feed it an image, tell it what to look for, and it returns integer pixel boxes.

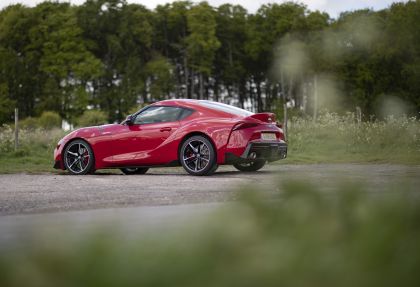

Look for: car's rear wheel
[120,168,149,175]
[64,139,95,175]
[233,160,266,172]
[180,135,217,176]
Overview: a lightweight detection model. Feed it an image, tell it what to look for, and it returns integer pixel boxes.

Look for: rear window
[198,101,253,117]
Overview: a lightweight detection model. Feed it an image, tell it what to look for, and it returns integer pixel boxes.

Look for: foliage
[1,1,419,123]
[0,180,419,286]
[0,124,65,172]
[75,109,108,127]
[37,111,62,129]
[19,117,38,130]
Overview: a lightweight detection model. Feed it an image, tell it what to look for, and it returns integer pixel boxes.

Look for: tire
[233,160,266,172]
[120,167,149,175]
[180,135,217,176]
[63,139,95,175]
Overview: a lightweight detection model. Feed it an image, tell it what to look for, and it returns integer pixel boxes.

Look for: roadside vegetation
[1,180,419,286]
[0,125,64,173]
[285,113,420,164]
[0,112,418,173]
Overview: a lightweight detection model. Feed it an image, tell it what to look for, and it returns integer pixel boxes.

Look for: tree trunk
[214,77,219,102]
[190,70,195,99]
[256,80,263,112]
[313,74,318,121]
[238,80,245,108]
[184,54,189,98]
[199,73,204,100]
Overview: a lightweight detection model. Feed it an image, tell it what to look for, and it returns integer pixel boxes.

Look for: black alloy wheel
[180,135,218,176]
[64,139,95,175]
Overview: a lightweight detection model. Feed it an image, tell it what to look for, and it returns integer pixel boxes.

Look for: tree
[145,55,175,101]
[186,1,220,99]
[35,2,103,122]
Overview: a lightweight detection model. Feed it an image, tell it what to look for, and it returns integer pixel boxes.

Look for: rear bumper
[225,141,287,164]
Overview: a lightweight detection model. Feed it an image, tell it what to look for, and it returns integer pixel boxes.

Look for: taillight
[232,122,259,131]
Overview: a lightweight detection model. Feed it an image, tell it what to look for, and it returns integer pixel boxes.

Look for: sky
[0,0,408,18]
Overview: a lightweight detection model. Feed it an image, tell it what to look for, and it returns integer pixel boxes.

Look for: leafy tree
[186,1,220,99]
[146,55,175,101]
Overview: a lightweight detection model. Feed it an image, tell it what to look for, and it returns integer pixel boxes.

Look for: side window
[134,106,183,124]
[179,108,194,120]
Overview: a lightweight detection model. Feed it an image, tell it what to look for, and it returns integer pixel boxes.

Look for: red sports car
[54,100,287,176]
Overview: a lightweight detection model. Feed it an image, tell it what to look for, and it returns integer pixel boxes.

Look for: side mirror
[124,114,134,126]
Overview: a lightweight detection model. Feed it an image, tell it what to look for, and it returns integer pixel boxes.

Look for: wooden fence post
[14,108,19,151]
[313,74,318,121]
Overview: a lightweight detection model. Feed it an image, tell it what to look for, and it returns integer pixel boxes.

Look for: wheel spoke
[183,155,195,162]
[194,159,198,171]
[67,151,78,157]
[189,143,197,153]
[78,160,83,171]
[69,158,79,168]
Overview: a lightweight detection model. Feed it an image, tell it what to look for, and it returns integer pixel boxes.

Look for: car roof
[151,99,254,118]
[153,99,201,108]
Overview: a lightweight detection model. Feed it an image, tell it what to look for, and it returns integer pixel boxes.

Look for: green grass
[283,113,420,164]
[0,113,419,173]
[0,126,64,173]
[1,180,419,287]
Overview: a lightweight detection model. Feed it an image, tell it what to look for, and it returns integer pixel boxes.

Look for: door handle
[160,127,172,132]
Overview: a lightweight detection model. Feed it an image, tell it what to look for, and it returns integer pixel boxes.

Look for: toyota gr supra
[54,99,287,176]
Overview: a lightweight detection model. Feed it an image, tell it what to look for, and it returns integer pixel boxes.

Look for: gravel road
[0,163,419,246]
[1,164,419,216]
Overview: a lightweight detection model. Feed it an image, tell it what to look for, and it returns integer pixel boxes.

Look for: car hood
[63,123,121,141]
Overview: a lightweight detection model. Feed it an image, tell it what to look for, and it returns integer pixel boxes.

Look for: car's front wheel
[63,139,95,175]
[180,135,217,176]
[233,160,266,172]
[120,168,149,175]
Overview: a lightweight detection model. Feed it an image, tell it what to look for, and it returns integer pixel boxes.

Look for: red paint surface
[54,99,285,170]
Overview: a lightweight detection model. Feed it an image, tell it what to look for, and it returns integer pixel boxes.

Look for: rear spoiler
[244,113,276,123]
[233,112,283,131]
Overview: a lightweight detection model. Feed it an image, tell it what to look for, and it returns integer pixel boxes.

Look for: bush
[19,117,39,130]
[37,111,61,129]
[76,110,108,127]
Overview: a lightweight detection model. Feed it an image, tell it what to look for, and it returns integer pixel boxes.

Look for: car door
[111,106,183,165]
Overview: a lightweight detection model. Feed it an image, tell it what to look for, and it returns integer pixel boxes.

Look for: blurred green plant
[37,111,62,129]
[0,124,65,172]
[19,117,39,130]
[19,112,62,130]
[75,110,108,127]
[0,181,419,287]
